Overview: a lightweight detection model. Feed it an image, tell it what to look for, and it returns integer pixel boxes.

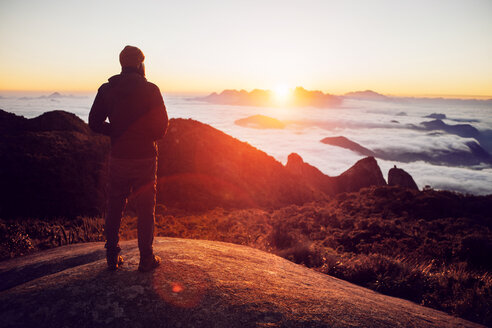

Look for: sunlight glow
[273,85,291,104]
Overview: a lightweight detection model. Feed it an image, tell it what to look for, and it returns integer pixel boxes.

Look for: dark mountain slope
[0,110,110,218]
[156,118,322,210]
[1,110,392,217]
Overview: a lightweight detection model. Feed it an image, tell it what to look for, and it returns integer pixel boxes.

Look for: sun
[272,84,291,104]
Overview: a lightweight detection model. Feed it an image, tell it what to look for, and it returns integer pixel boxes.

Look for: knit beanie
[119,45,145,68]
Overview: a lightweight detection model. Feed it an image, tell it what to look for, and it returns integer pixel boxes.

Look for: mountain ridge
[0,109,392,218]
[196,87,342,108]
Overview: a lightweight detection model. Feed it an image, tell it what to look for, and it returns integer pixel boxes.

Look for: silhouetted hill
[199,89,268,106]
[375,142,492,166]
[234,114,285,129]
[320,136,375,157]
[46,92,62,99]
[16,92,84,100]
[0,238,482,328]
[335,157,387,192]
[420,119,480,139]
[416,119,492,155]
[423,112,481,123]
[388,166,419,190]
[400,96,492,107]
[196,87,342,108]
[0,110,91,134]
[291,87,342,108]
[1,110,390,218]
[319,133,492,166]
[0,110,109,218]
[156,118,323,210]
[424,113,447,120]
[285,153,335,195]
[343,90,388,101]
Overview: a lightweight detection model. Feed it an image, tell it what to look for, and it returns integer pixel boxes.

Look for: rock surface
[286,153,387,195]
[388,166,419,190]
[0,238,481,328]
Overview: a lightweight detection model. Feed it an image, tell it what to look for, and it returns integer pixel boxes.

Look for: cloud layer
[1,95,491,195]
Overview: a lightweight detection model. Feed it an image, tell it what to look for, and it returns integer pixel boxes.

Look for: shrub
[0,223,34,259]
[0,217,103,260]
[277,242,324,268]
[3,186,492,325]
[268,223,295,249]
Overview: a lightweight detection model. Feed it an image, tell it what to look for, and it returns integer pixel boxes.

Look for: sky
[0,0,491,96]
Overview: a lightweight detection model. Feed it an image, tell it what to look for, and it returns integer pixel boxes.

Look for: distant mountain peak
[320,136,375,157]
[285,152,387,195]
[195,87,342,108]
[48,92,63,98]
[343,90,388,100]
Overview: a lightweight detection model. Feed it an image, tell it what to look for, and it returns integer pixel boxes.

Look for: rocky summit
[286,153,387,195]
[388,165,419,190]
[0,238,481,328]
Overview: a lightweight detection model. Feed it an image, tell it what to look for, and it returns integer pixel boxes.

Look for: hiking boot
[138,254,161,272]
[107,254,124,271]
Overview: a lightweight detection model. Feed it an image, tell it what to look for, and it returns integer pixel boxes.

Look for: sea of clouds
[1,92,491,195]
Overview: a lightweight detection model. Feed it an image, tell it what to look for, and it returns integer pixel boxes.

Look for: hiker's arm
[149,85,169,140]
[89,87,111,136]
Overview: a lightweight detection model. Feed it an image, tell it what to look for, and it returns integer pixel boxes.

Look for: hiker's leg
[106,157,132,253]
[134,157,157,258]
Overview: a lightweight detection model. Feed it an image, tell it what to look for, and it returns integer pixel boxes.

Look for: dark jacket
[89,67,169,159]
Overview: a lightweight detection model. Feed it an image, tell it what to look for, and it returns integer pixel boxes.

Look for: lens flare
[171,282,184,293]
[153,262,208,308]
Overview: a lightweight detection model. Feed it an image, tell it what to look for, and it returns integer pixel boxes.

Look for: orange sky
[1,0,491,98]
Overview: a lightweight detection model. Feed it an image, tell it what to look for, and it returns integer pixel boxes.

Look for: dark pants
[105,156,157,258]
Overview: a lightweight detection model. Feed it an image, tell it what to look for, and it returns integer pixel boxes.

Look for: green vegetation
[1,186,491,325]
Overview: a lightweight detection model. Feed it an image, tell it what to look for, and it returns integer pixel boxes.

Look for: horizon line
[1,88,491,101]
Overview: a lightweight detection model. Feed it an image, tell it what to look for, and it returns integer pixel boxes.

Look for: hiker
[89,45,169,272]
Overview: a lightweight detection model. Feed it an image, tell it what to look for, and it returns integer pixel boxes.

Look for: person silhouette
[89,45,169,271]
